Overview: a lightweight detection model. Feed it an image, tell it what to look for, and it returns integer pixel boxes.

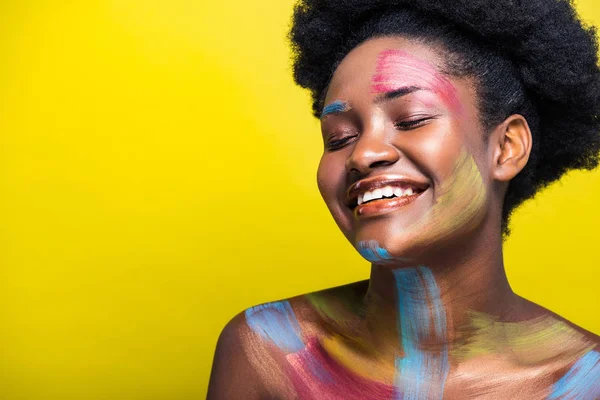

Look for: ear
[491,114,532,182]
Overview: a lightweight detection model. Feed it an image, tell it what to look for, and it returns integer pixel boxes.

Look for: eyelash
[394,117,432,130]
[325,117,432,151]
[326,136,357,151]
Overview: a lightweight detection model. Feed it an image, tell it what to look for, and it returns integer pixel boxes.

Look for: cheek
[317,155,344,208]
[316,156,332,200]
[427,149,489,238]
[317,155,353,231]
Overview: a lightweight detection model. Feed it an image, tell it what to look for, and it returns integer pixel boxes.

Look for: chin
[350,210,487,265]
[351,229,428,264]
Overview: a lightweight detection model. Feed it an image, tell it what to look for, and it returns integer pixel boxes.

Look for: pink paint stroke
[372,49,463,115]
[286,337,395,400]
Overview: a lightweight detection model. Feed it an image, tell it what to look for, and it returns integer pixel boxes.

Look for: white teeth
[357,185,421,206]
[372,188,383,200]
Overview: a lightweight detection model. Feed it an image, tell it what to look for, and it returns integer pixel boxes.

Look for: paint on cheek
[321,100,351,118]
[358,240,392,263]
[372,49,462,114]
[409,149,486,242]
[245,301,305,353]
[393,267,449,399]
[548,350,600,399]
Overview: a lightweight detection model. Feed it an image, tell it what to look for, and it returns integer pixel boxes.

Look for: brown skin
[207,36,600,399]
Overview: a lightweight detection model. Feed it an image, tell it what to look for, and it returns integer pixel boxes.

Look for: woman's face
[317,36,496,262]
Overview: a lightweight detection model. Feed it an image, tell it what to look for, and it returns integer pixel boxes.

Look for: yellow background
[0,1,598,398]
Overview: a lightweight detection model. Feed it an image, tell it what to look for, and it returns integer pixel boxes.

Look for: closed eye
[394,117,433,130]
[326,135,358,151]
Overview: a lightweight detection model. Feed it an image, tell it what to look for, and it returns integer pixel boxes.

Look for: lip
[345,174,430,209]
[353,189,426,218]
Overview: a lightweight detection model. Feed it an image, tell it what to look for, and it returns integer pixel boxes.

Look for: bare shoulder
[207,311,268,399]
[207,281,369,399]
[527,299,600,348]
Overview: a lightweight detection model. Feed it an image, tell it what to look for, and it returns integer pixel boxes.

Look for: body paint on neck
[321,100,351,119]
[393,267,449,399]
[245,301,305,353]
[372,49,462,115]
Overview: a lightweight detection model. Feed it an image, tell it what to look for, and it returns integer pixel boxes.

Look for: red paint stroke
[286,337,395,400]
[372,49,462,115]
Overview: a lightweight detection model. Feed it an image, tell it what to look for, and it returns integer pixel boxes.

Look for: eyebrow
[321,100,351,119]
[320,86,423,119]
[374,86,423,103]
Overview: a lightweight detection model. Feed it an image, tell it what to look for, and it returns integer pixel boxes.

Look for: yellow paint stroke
[320,334,396,385]
[423,148,488,243]
[452,311,595,365]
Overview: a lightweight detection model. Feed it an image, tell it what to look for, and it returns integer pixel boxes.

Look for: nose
[345,123,400,175]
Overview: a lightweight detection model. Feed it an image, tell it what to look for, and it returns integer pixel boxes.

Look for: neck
[363,224,523,351]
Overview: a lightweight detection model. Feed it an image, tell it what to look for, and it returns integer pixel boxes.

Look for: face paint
[378,148,487,259]
[321,100,351,118]
[358,240,393,263]
[423,149,488,241]
[245,301,305,353]
[371,49,462,114]
[393,267,449,399]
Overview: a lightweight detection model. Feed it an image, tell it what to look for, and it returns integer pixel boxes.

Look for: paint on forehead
[321,100,351,118]
[393,267,449,399]
[245,301,305,353]
[358,240,392,263]
[372,49,462,114]
[549,350,600,399]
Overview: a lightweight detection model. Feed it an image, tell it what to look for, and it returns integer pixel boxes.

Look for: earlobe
[492,115,532,182]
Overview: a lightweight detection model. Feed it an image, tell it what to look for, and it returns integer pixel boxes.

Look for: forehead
[325,36,452,102]
[324,36,477,119]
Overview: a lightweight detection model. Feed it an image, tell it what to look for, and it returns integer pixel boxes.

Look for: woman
[208,0,600,398]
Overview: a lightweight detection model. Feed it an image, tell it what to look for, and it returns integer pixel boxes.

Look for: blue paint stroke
[393,267,449,400]
[321,100,350,118]
[358,240,392,263]
[245,301,305,353]
[548,349,600,399]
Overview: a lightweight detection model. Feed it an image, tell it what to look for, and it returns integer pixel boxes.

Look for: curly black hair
[289,0,600,237]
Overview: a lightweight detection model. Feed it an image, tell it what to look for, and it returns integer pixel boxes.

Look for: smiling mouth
[352,187,427,217]
[354,185,425,208]
[345,175,430,217]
